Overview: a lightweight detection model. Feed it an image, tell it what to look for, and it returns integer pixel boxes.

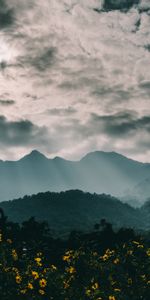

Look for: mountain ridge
[0,150,149,205]
[1,149,150,164]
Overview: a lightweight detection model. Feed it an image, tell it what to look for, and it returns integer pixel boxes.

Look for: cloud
[92,85,132,101]
[28,48,56,72]
[102,0,140,12]
[90,111,150,136]
[139,0,150,12]
[139,80,150,90]
[0,0,15,28]
[0,0,149,162]
[47,107,77,116]
[0,100,15,106]
[0,116,48,147]
[18,47,56,73]
[144,45,150,52]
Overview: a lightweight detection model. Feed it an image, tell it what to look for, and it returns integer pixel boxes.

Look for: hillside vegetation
[0,212,149,300]
[1,190,149,236]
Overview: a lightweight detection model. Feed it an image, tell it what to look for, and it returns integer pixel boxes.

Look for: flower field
[0,227,150,300]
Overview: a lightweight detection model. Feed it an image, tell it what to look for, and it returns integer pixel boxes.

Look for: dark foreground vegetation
[0,209,150,300]
[1,190,150,236]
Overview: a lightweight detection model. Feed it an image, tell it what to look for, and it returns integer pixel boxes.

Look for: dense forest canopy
[0,190,150,237]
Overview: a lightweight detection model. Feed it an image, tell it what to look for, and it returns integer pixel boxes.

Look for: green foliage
[0,214,149,300]
[103,0,139,11]
[1,190,148,237]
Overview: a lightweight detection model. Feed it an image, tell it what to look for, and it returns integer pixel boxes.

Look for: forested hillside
[0,190,148,236]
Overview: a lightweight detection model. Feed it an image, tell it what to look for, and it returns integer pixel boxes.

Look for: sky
[0,0,150,162]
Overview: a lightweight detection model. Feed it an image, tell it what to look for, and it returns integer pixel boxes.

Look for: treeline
[1,190,150,236]
[0,208,149,262]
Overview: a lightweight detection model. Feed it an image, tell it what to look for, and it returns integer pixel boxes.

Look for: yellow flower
[137,244,144,248]
[20,289,27,294]
[37,252,42,256]
[0,233,2,242]
[51,264,57,271]
[109,296,116,300]
[93,252,98,256]
[132,240,140,245]
[28,283,34,290]
[63,250,73,262]
[128,278,132,285]
[12,249,18,261]
[67,266,76,274]
[141,275,146,280]
[101,254,109,261]
[39,278,47,288]
[32,271,39,279]
[63,281,70,289]
[85,289,91,296]
[43,268,48,273]
[34,257,42,266]
[146,248,150,256]
[39,289,45,295]
[113,258,120,264]
[92,282,99,290]
[63,255,71,262]
[106,249,115,255]
[12,267,19,274]
[7,239,12,244]
[15,275,22,284]
[34,257,42,262]
[114,288,121,292]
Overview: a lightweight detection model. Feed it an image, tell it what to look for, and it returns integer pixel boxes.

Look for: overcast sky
[0,0,150,162]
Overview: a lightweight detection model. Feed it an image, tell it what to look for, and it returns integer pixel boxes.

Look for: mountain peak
[81,151,126,161]
[30,150,44,156]
[19,150,48,162]
[81,151,143,164]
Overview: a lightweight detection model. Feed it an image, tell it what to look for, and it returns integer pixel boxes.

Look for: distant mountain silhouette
[0,150,149,204]
[0,190,147,236]
[124,177,150,206]
[140,198,150,225]
[20,150,47,162]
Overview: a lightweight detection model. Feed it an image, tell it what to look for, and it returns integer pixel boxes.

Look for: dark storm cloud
[138,3,150,13]
[19,47,56,72]
[144,45,150,52]
[24,93,38,101]
[0,116,48,146]
[0,100,15,106]
[58,76,103,92]
[102,0,140,12]
[132,16,141,32]
[0,61,7,71]
[47,107,77,116]
[92,85,131,99]
[0,0,14,28]
[139,81,150,90]
[90,112,150,136]
[31,48,56,72]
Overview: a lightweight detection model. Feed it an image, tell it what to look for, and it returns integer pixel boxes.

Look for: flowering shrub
[0,230,150,300]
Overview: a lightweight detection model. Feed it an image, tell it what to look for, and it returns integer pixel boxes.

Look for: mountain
[123,177,150,207]
[0,150,150,203]
[0,190,146,236]
[140,199,150,227]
